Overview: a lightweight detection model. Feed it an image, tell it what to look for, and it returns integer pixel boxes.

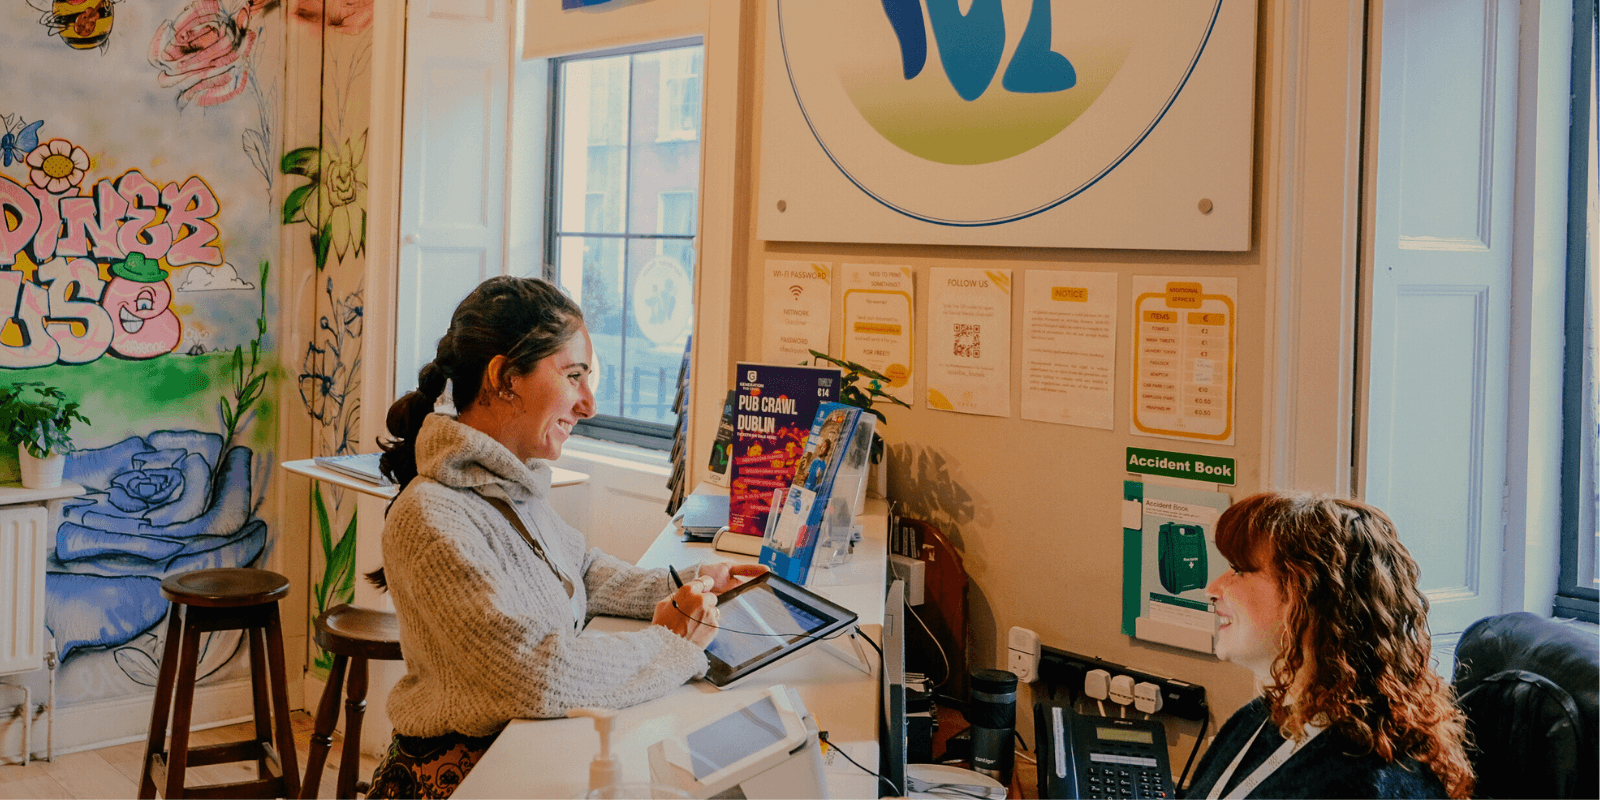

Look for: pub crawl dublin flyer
[727,363,839,538]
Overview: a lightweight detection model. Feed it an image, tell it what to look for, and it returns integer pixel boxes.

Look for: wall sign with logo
[757,0,1258,250]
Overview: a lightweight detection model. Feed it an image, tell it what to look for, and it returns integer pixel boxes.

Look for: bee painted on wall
[31,0,117,52]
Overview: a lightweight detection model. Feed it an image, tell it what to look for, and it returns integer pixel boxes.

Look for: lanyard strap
[1207,720,1324,799]
[482,494,577,602]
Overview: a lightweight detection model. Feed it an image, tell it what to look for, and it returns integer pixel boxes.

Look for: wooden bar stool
[300,604,402,799]
[139,568,300,799]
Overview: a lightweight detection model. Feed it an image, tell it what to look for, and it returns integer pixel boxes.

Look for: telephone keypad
[1082,755,1171,798]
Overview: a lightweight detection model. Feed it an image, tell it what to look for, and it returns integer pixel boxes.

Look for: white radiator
[0,504,48,676]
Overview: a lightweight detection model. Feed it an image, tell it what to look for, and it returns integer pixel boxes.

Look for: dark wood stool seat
[139,568,300,799]
[300,605,403,799]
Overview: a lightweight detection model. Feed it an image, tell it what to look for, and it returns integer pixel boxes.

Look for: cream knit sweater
[382,414,708,737]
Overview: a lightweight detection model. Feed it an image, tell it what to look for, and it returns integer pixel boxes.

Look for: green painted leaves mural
[280,132,368,270]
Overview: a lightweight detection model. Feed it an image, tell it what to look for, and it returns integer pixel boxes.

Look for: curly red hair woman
[1184,492,1474,799]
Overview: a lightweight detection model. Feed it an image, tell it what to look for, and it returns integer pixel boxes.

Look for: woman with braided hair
[1185,492,1473,799]
[365,276,763,798]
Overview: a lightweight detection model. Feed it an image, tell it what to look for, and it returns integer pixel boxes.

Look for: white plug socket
[1108,674,1136,706]
[1084,668,1111,700]
[888,554,925,606]
[1006,627,1041,682]
[1133,681,1163,714]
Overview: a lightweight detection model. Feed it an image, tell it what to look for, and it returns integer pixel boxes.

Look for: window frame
[1557,0,1599,622]
[544,37,704,451]
[655,48,703,144]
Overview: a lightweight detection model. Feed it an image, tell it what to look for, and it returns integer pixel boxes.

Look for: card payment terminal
[648,685,827,799]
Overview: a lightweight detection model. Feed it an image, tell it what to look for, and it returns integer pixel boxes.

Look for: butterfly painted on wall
[0,115,45,167]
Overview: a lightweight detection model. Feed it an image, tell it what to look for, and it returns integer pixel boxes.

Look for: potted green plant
[0,382,90,489]
[809,350,911,501]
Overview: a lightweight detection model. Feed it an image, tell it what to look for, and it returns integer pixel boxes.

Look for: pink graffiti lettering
[161,177,223,266]
[23,186,62,263]
[0,271,61,368]
[0,181,40,268]
[115,172,173,259]
[38,258,113,365]
[58,180,128,262]
[0,171,223,268]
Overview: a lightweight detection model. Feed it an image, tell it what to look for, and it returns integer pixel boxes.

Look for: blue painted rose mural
[47,431,267,684]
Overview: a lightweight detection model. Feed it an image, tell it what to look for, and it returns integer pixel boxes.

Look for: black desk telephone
[1035,701,1175,799]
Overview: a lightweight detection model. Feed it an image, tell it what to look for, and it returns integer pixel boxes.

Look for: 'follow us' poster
[927,267,1011,416]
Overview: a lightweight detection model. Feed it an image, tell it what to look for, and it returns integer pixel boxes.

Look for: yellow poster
[1130,276,1236,444]
[840,264,915,405]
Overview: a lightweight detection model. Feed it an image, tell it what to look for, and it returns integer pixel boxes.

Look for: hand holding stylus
[654,573,719,647]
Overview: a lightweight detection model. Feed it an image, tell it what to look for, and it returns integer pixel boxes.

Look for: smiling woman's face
[1206,547,1289,680]
[496,327,597,461]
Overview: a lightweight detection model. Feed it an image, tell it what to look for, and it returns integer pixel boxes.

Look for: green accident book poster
[1122,480,1231,654]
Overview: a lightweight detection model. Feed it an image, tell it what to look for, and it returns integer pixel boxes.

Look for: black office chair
[1451,612,1598,799]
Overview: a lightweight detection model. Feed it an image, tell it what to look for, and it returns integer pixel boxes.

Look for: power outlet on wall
[1007,626,1041,681]
[1037,645,1208,721]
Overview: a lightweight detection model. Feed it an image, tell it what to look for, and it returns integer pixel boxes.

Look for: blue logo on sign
[879,0,1077,101]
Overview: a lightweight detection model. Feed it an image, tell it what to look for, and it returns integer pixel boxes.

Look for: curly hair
[1213,492,1474,799]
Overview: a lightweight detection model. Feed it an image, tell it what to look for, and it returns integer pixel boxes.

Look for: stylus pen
[668,565,684,589]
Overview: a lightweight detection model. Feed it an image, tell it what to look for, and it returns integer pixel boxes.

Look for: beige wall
[519,0,1363,766]
[715,0,1308,761]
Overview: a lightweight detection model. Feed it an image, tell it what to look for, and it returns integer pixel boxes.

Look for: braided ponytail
[377,361,450,490]
[368,276,584,591]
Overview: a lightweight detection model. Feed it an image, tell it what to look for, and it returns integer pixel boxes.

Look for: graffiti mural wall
[282,0,372,675]
[1,0,283,705]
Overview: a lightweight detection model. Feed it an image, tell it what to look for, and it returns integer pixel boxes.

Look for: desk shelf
[280,459,588,499]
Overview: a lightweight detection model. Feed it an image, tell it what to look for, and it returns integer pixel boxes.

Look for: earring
[499,389,516,402]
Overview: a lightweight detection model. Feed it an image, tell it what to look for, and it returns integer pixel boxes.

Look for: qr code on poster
[953,323,981,358]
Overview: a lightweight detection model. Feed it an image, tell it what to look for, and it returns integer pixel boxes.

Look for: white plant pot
[18,445,65,489]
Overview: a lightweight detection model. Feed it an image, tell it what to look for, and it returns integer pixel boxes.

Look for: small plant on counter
[0,381,91,458]
[808,350,911,463]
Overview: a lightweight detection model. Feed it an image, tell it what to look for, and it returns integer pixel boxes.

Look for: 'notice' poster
[1021,270,1118,429]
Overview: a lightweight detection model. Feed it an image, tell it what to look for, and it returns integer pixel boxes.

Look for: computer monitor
[879,579,908,797]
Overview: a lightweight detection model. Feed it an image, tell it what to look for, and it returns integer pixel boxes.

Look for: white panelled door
[397,0,512,397]
[1365,0,1519,634]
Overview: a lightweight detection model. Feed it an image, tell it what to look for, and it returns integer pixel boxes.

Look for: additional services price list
[1130,278,1237,444]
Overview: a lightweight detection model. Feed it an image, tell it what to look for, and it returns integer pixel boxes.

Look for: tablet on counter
[701,572,858,688]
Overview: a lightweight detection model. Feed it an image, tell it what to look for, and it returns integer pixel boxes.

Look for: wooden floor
[0,711,381,799]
